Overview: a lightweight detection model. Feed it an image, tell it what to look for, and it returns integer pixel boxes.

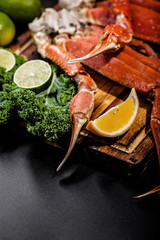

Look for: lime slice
[14,60,52,89]
[0,48,16,71]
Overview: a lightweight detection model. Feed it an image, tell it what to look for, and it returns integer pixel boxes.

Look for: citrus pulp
[0,49,16,71]
[86,88,139,137]
[14,60,52,90]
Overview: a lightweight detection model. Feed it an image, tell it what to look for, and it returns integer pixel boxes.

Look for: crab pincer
[33,33,96,170]
[57,89,94,171]
[68,0,133,63]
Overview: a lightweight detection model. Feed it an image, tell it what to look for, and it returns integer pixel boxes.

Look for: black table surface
[0,1,160,240]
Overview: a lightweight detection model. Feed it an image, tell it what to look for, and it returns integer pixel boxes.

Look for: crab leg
[130,0,160,13]
[130,4,160,44]
[115,51,160,86]
[68,0,133,63]
[86,6,116,26]
[65,38,158,96]
[128,39,160,64]
[150,88,160,171]
[33,34,96,171]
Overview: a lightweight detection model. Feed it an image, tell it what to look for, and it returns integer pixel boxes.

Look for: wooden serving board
[9,29,156,176]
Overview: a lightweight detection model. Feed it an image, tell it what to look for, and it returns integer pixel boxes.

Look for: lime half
[14,60,52,89]
[0,48,16,71]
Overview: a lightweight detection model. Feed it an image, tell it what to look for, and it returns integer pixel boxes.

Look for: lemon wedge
[86,88,139,137]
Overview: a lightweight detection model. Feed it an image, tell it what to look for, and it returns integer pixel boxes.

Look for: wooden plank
[8,27,155,175]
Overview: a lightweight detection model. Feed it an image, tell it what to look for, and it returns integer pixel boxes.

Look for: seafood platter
[7,0,160,177]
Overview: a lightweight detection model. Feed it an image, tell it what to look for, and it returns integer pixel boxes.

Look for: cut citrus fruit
[86,88,139,137]
[0,48,16,71]
[14,60,52,89]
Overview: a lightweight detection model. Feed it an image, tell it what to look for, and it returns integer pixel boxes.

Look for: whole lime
[0,12,15,46]
[0,0,43,24]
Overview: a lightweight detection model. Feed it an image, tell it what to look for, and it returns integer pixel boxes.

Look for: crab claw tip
[56,114,87,172]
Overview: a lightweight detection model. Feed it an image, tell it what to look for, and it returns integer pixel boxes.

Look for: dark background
[0,1,160,240]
